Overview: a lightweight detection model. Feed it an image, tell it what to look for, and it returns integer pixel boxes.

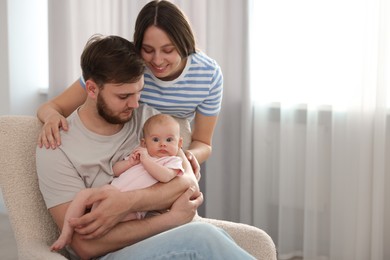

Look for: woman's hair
[81,34,145,87]
[133,0,196,58]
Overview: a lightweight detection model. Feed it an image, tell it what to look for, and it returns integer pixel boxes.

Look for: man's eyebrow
[120,84,144,95]
[117,85,144,96]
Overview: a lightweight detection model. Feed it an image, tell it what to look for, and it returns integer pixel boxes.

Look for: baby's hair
[142,114,180,136]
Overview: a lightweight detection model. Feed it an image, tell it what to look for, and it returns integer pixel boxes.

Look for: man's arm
[50,186,202,259]
[68,149,199,238]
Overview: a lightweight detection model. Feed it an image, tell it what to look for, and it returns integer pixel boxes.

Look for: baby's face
[143,122,182,158]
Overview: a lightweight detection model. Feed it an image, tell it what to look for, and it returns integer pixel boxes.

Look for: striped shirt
[80,52,223,121]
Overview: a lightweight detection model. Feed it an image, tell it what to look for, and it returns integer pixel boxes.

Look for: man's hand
[169,186,203,224]
[69,186,131,239]
[37,114,68,149]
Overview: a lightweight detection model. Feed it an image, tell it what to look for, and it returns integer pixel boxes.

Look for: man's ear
[140,138,146,147]
[85,80,98,99]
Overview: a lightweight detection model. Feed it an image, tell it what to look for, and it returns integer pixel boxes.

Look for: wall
[0,0,48,117]
[0,0,10,116]
[0,0,9,214]
[0,0,48,212]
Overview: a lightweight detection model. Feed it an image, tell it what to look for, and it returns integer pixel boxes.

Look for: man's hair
[133,0,196,58]
[81,34,145,87]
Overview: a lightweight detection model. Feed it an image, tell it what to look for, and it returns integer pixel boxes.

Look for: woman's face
[141,26,186,81]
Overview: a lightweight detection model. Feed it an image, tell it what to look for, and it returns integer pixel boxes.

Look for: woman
[37,0,223,165]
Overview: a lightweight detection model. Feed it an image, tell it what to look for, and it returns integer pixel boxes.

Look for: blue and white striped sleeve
[197,64,223,116]
[79,76,86,89]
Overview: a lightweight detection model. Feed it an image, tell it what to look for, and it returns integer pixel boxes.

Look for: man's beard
[96,94,133,124]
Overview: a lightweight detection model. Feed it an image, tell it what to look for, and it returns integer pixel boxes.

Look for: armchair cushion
[0,115,68,259]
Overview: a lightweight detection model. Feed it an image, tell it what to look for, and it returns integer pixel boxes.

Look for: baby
[51,114,184,251]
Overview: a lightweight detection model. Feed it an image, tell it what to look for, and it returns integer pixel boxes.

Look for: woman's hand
[185,150,201,181]
[37,114,69,149]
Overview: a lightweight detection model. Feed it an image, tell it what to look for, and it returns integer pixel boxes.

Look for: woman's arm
[187,113,218,164]
[37,80,87,148]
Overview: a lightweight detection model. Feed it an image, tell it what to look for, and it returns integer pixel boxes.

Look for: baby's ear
[140,138,146,147]
[178,137,183,148]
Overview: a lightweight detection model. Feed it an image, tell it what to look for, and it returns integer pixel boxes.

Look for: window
[249,0,382,109]
[8,0,48,91]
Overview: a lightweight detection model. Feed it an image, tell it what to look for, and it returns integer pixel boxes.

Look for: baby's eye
[166,137,173,142]
[152,137,159,142]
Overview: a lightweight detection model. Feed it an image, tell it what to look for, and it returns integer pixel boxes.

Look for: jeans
[99,222,255,260]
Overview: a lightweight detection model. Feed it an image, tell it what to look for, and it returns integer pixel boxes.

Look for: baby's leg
[51,188,94,251]
[122,212,142,221]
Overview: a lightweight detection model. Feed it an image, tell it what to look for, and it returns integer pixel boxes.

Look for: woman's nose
[152,52,163,65]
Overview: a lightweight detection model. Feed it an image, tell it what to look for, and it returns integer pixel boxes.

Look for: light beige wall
[1,0,48,116]
[0,0,10,115]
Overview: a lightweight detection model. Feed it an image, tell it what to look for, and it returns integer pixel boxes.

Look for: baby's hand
[127,152,140,166]
[133,146,149,161]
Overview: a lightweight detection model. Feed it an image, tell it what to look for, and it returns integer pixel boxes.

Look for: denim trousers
[99,222,255,260]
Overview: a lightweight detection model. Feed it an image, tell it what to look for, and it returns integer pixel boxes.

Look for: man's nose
[127,96,139,108]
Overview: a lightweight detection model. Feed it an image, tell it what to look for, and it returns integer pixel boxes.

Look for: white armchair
[0,115,276,259]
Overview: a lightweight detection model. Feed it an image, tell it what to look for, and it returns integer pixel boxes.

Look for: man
[36,34,254,259]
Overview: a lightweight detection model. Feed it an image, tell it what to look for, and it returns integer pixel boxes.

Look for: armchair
[0,115,276,259]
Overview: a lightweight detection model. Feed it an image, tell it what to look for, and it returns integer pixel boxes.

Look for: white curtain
[242,0,390,259]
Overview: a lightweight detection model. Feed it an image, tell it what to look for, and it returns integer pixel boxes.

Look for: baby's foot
[50,236,70,251]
